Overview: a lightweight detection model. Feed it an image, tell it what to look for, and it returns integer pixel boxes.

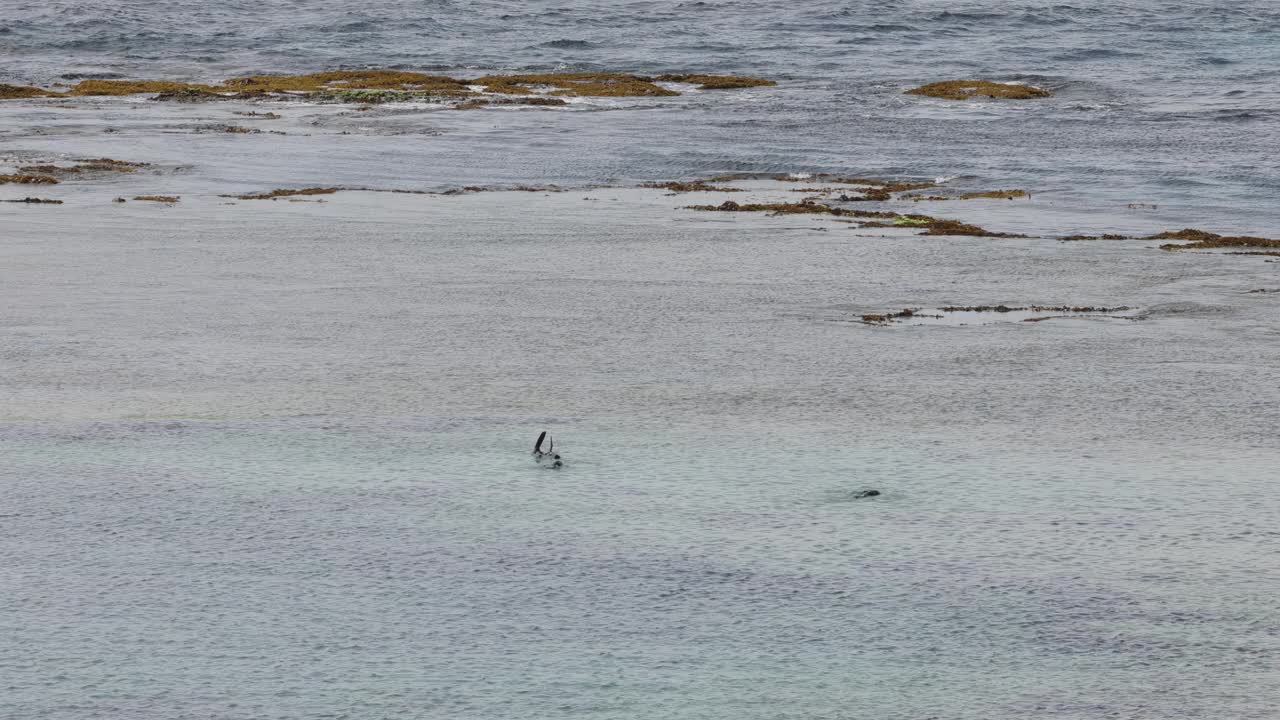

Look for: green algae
[906,80,1051,100]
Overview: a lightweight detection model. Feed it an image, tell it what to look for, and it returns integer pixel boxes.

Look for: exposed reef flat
[0,69,778,107]
[906,80,1051,100]
[858,306,1140,326]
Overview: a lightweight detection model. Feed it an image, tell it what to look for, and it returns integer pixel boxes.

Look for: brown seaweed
[1150,228,1280,251]
[133,195,179,203]
[652,74,777,90]
[643,181,744,193]
[472,72,679,97]
[3,197,63,204]
[453,97,569,110]
[1059,233,1133,241]
[0,83,60,99]
[0,174,59,185]
[905,80,1051,100]
[228,188,340,200]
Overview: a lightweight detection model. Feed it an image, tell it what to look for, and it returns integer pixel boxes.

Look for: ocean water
[3,3,1280,719]
[2,1,1280,228]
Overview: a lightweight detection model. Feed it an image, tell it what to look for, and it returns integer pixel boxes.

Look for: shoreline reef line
[1,71,776,100]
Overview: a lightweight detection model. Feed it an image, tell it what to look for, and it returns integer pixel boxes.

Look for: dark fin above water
[534,431,547,454]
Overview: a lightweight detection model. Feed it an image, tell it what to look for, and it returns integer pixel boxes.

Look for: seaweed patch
[134,195,180,203]
[0,83,60,99]
[859,305,1138,326]
[471,72,679,97]
[686,199,1025,237]
[1149,228,1280,251]
[906,80,1051,100]
[643,181,744,193]
[0,174,59,185]
[652,74,777,89]
[227,188,339,200]
[1059,233,1133,241]
[453,97,569,110]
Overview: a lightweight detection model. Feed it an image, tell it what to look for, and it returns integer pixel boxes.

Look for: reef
[905,80,1051,100]
[1150,228,1280,251]
[229,188,339,200]
[861,309,920,323]
[686,199,1026,237]
[69,80,221,96]
[224,70,470,94]
[652,74,777,89]
[2,197,63,204]
[15,158,149,179]
[837,181,937,202]
[959,189,1029,200]
[1059,233,1133,241]
[689,200,878,216]
[453,97,569,110]
[133,195,179,203]
[152,88,230,102]
[0,83,59,99]
[921,220,1028,238]
[471,72,678,97]
[939,305,1132,313]
[233,111,282,119]
[0,174,60,185]
[860,305,1135,326]
[643,181,743,193]
[7,70,778,102]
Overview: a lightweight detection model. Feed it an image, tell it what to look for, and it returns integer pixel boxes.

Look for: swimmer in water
[533,431,562,468]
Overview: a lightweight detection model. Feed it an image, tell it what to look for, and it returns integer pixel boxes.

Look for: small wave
[540,39,595,49]
[1052,48,1144,61]
[59,71,127,80]
[1197,56,1238,66]
[1211,110,1273,123]
[322,21,381,33]
[932,11,1006,21]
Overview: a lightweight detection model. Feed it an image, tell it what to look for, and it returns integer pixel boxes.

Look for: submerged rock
[1149,228,1280,251]
[37,70,776,101]
[0,83,59,99]
[906,80,1051,100]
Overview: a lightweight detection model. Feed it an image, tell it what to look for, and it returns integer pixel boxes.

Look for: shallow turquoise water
[4,421,1276,719]
[2,189,1278,718]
